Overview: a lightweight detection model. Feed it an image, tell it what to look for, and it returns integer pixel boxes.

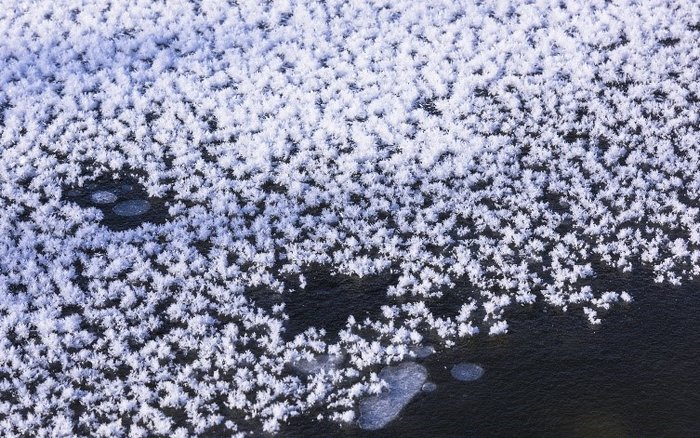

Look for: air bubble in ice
[421,382,437,392]
[451,363,485,381]
[412,345,435,358]
[113,200,151,216]
[90,191,118,204]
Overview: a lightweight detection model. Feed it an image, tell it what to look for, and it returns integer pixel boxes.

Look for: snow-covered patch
[1,0,699,434]
[358,362,428,430]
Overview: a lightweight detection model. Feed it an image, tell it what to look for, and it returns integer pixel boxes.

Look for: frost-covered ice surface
[451,363,485,382]
[2,0,700,435]
[358,362,428,430]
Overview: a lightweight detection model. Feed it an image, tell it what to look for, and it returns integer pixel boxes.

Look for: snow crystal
[451,363,485,382]
[112,200,151,217]
[358,362,428,430]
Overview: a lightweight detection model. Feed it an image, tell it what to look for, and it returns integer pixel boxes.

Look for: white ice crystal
[489,320,509,336]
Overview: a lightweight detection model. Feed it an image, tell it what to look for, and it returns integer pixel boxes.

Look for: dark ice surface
[250,266,400,341]
[281,265,700,437]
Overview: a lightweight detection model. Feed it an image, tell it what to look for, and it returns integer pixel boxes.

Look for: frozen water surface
[112,200,151,216]
[253,266,397,340]
[451,363,485,382]
[358,362,428,430]
[4,0,700,435]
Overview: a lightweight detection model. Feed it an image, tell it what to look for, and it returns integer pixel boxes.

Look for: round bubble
[421,382,437,392]
[117,184,134,194]
[451,363,485,381]
[113,200,151,216]
[91,191,118,204]
[412,345,435,359]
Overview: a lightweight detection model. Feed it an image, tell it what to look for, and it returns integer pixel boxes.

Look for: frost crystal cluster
[1,0,699,435]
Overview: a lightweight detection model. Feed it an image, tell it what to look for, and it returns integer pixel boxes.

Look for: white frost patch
[358,362,428,430]
[489,320,509,336]
[451,363,485,382]
[583,307,602,325]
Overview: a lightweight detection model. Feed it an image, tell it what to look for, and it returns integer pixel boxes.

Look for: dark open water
[281,265,700,437]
